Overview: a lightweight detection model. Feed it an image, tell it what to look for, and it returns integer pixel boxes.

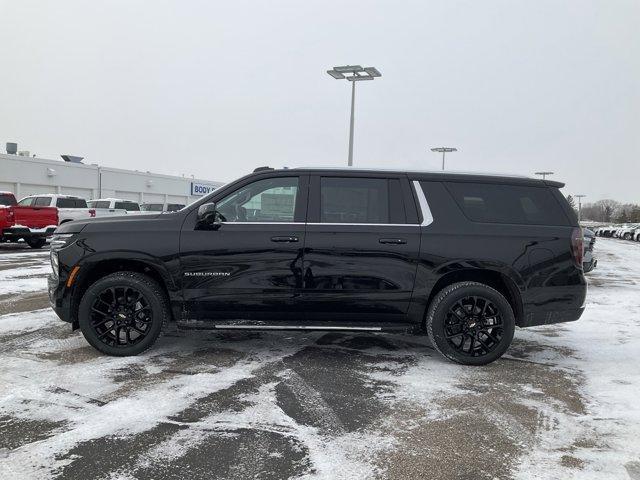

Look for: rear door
[301,173,421,320]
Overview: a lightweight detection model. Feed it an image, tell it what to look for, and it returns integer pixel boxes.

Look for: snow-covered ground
[0,239,639,479]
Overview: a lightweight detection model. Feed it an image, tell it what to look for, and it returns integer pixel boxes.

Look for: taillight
[571,227,584,269]
[89,209,96,217]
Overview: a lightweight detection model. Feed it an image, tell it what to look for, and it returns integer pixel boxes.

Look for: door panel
[180,223,305,318]
[302,224,421,316]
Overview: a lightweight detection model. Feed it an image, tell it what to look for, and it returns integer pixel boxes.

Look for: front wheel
[78,272,169,356]
[426,281,516,365]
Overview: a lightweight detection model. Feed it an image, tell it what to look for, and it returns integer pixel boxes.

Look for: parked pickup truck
[1,191,58,248]
[18,194,96,224]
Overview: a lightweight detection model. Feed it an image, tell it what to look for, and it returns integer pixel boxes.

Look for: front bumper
[48,273,72,323]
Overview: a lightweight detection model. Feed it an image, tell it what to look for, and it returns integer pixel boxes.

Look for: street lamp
[327,65,382,166]
[575,194,586,222]
[431,147,457,171]
[534,171,554,180]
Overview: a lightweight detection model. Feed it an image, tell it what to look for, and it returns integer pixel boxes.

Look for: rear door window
[446,182,569,225]
[115,202,140,211]
[34,197,52,206]
[56,197,87,208]
[0,194,15,206]
[320,177,394,224]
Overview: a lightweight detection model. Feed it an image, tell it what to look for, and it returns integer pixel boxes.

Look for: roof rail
[253,166,273,173]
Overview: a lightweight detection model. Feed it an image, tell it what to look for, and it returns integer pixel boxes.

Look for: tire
[78,272,169,356]
[426,281,516,366]
[26,238,46,249]
[624,233,632,240]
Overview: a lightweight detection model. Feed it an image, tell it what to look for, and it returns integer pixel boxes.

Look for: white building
[0,152,224,206]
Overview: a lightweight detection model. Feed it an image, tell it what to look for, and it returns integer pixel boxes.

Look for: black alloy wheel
[78,272,169,356]
[90,286,152,348]
[426,281,515,365]
[443,296,503,357]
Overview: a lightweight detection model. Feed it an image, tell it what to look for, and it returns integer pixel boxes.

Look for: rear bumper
[520,306,585,327]
[2,226,57,240]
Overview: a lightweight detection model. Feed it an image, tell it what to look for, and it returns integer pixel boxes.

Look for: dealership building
[0,149,224,206]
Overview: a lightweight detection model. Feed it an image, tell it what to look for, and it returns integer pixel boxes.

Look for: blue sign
[191,182,218,196]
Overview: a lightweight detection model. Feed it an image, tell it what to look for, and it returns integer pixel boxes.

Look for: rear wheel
[78,272,169,356]
[26,238,46,249]
[426,281,515,365]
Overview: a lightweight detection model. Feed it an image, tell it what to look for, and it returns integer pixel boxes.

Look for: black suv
[49,168,586,365]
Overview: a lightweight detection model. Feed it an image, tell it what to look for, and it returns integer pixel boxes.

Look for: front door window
[217,177,299,223]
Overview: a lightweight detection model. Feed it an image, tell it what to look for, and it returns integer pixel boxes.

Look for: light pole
[431,147,457,170]
[534,171,554,180]
[327,65,381,166]
[575,194,586,222]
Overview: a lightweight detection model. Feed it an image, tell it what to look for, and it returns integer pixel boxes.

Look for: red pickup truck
[0,191,59,248]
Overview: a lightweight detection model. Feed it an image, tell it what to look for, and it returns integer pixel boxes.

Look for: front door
[301,174,421,320]
[180,174,308,320]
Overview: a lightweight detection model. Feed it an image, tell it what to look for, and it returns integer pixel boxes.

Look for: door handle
[271,236,299,243]
[379,238,407,245]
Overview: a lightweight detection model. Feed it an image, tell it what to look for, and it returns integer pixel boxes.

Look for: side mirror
[197,203,222,229]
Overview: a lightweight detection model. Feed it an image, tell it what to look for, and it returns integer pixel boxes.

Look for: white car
[619,224,640,240]
[87,198,144,215]
[18,194,95,224]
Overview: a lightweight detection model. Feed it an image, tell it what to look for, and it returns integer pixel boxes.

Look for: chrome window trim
[220,221,303,225]
[219,222,419,226]
[306,223,418,227]
[412,180,434,226]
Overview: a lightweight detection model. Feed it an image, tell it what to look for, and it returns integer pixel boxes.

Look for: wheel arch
[424,268,524,327]
[70,255,177,329]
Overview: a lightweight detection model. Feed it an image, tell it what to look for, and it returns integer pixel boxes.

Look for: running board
[175,321,383,332]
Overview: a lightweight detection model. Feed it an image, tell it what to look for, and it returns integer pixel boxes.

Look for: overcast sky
[1,0,638,202]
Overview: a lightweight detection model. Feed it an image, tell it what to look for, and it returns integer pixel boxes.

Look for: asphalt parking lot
[1,239,639,480]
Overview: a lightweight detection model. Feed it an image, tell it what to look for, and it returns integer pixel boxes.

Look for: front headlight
[50,234,74,277]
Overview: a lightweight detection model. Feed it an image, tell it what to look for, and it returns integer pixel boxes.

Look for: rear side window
[141,203,163,212]
[89,201,110,208]
[115,202,140,211]
[56,197,87,208]
[446,182,569,225]
[320,177,390,224]
[0,194,15,206]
